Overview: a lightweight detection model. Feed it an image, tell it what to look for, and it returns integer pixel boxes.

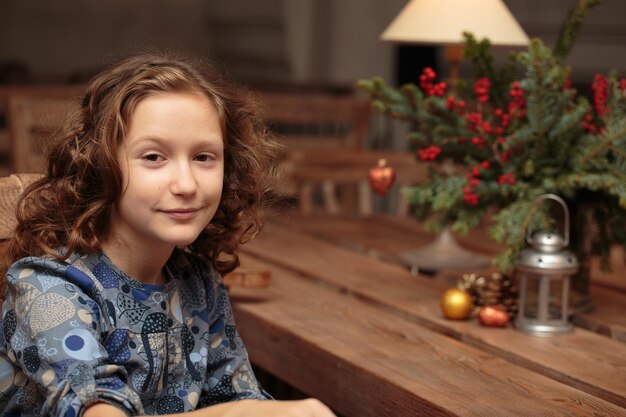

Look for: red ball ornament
[368,158,396,195]
[478,306,509,327]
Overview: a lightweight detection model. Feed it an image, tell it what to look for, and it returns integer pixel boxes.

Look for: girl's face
[108,91,224,254]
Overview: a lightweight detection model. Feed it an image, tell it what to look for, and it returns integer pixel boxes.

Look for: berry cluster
[582,73,626,134]
[463,188,479,206]
[465,112,483,133]
[474,77,491,103]
[446,95,467,113]
[471,136,486,148]
[563,77,572,90]
[493,108,510,129]
[413,68,536,206]
[582,112,600,134]
[498,172,516,185]
[592,74,608,117]
[419,67,447,96]
[508,81,526,118]
[417,145,442,161]
[463,164,485,206]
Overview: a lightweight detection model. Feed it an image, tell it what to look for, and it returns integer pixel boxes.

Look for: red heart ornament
[368,158,396,195]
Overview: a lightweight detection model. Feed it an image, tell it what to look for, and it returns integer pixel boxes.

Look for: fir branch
[594,161,626,188]
[555,174,626,205]
[553,0,602,63]
[609,144,626,159]
[548,97,589,140]
[463,32,494,79]
[528,40,546,147]
[505,125,535,148]
[490,201,545,272]
[462,32,521,107]
[581,125,626,162]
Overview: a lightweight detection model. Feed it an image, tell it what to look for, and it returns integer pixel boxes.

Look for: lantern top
[517,246,579,273]
[525,194,571,247]
[530,231,565,253]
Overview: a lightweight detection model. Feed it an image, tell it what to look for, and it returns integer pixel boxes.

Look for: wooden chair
[280,148,428,216]
[254,90,371,150]
[6,93,80,173]
[0,173,43,260]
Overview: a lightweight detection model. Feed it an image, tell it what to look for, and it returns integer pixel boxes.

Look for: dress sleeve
[199,265,271,406]
[2,257,144,417]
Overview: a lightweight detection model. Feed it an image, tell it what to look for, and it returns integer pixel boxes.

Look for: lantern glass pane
[521,274,538,319]
[548,276,566,320]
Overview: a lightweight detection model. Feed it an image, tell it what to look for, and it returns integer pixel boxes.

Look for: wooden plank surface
[231,255,626,416]
[272,213,626,341]
[241,224,626,408]
[575,285,626,343]
[271,212,501,273]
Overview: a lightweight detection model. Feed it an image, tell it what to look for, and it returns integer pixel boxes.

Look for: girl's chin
[168,235,203,248]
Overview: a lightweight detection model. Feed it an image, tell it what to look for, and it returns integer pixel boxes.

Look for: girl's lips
[162,208,200,220]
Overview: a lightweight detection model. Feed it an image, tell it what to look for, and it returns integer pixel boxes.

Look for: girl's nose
[171,164,197,197]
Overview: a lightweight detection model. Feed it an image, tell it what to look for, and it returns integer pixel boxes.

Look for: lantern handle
[526,194,570,246]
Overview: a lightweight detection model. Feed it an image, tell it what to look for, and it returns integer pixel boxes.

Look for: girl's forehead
[132,90,223,122]
[123,92,224,147]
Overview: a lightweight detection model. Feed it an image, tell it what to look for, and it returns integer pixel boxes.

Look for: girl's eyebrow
[125,136,166,152]
[130,135,224,150]
[129,136,166,146]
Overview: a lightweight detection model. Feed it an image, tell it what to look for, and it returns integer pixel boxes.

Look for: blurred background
[1,0,625,175]
[2,0,625,89]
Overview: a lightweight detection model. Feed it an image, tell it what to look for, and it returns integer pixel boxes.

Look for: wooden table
[229,215,626,416]
[272,213,626,342]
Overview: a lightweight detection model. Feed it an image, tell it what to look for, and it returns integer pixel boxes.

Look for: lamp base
[398,228,491,274]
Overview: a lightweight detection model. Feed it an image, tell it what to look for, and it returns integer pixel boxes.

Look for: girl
[0,53,336,417]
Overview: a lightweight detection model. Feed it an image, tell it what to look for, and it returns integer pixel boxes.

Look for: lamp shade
[381,0,529,47]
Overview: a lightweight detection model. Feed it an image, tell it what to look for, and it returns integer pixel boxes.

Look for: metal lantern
[515,194,579,336]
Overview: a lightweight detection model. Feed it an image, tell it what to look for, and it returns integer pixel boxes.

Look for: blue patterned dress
[0,249,268,416]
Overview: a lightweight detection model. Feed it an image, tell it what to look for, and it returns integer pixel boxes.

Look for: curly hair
[3,52,280,294]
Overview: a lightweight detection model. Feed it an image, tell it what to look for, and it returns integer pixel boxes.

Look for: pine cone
[457,272,519,319]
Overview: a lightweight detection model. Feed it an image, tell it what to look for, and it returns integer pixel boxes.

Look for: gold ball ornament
[440,288,473,320]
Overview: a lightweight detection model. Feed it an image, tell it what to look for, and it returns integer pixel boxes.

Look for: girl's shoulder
[6,253,73,285]
[5,251,109,300]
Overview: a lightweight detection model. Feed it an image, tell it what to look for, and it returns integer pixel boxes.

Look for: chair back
[0,173,43,260]
[7,94,80,173]
[281,149,428,216]
[254,90,370,150]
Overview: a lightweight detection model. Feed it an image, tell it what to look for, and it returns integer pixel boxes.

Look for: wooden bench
[253,90,371,150]
[279,148,428,216]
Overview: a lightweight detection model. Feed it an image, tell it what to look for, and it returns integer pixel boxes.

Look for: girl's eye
[143,153,163,162]
[195,154,214,162]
